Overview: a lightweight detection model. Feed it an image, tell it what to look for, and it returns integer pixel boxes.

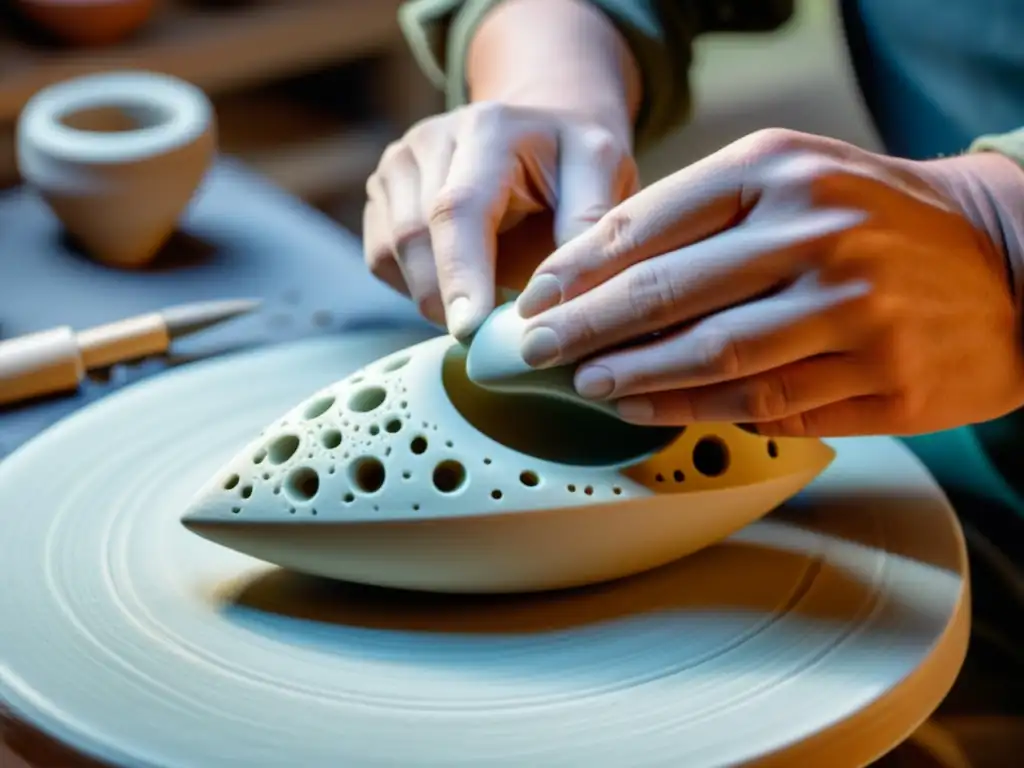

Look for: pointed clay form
[16,71,216,269]
[181,334,835,593]
[13,0,157,47]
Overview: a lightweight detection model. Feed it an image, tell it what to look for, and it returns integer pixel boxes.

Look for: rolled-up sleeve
[398,0,701,150]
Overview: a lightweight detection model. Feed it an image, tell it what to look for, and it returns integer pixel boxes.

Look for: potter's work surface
[0,335,969,767]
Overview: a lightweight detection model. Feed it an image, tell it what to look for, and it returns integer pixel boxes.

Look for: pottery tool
[180,331,833,593]
[0,334,969,766]
[0,298,260,407]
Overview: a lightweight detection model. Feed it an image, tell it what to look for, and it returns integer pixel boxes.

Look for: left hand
[514,129,1024,437]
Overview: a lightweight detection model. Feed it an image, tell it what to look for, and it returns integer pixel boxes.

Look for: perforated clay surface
[185,336,827,525]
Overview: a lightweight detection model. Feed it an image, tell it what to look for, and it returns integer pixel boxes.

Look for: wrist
[466,0,640,146]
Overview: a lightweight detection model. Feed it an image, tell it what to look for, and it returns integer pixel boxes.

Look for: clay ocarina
[16,70,216,269]
[181,326,835,594]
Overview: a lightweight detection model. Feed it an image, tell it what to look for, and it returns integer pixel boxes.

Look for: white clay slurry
[0,334,970,767]
[181,335,835,592]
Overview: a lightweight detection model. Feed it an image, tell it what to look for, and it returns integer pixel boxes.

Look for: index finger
[429,105,553,339]
[516,134,764,318]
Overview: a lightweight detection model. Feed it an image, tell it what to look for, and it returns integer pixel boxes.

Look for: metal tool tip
[161,298,263,338]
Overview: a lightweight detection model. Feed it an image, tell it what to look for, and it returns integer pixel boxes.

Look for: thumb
[554,126,632,246]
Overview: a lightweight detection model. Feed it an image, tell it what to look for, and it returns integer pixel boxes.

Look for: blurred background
[0,0,881,232]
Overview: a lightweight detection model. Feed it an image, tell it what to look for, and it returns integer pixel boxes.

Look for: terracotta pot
[16,71,217,269]
[13,0,157,47]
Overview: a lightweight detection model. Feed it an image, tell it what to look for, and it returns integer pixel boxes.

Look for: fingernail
[575,365,615,399]
[520,327,561,368]
[516,274,562,318]
[617,397,654,422]
[446,296,478,339]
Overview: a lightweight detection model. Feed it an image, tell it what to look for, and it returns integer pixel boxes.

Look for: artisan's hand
[516,128,1024,436]
[362,102,638,337]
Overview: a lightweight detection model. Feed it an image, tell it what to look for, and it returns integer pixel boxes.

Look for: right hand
[362,101,638,338]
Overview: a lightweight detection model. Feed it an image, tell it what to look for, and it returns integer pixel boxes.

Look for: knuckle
[735,127,810,162]
[691,332,743,378]
[378,140,413,170]
[577,126,623,166]
[429,185,481,227]
[594,208,638,263]
[625,262,680,325]
[741,377,791,422]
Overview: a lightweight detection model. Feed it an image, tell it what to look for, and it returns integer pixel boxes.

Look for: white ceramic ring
[17,71,212,164]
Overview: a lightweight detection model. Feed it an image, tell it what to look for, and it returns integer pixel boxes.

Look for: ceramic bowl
[181,333,835,593]
[13,0,157,46]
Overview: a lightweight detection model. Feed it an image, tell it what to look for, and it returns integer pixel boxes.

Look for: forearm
[466,0,641,145]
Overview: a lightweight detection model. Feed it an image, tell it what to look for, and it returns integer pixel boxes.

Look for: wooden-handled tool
[0,299,260,407]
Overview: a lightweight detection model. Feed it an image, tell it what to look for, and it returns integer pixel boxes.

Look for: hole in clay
[223,474,239,490]
[673,469,684,483]
[412,503,420,511]
[432,460,467,494]
[445,440,454,448]
[519,471,539,487]
[349,386,386,413]
[350,456,386,494]
[343,492,355,503]
[240,485,253,499]
[303,394,335,419]
[253,449,267,464]
[267,434,300,464]
[410,435,428,454]
[442,344,678,467]
[491,489,503,500]
[285,467,320,501]
[385,418,402,433]
[382,355,410,373]
[693,436,730,477]
[768,440,779,458]
[612,486,622,495]
[231,506,241,514]
[402,470,412,479]
[321,429,342,449]
[483,457,492,465]
[655,473,665,482]
[59,103,173,134]
[369,424,380,436]
[584,486,594,495]
[567,484,576,492]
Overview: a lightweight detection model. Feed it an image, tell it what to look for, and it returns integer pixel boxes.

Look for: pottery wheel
[0,333,970,767]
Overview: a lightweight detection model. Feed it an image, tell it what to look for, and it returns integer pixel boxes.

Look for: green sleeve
[398,0,702,150]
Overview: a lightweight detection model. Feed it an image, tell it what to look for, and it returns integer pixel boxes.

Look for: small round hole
[612,486,623,495]
[412,503,421,511]
[410,435,428,454]
[382,355,410,373]
[368,424,380,436]
[483,457,492,465]
[385,418,402,433]
[303,394,335,420]
[584,486,594,495]
[567,484,576,492]
[693,436,730,477]
[267,434,300,464]
[321,429,342,449]
[655,473,665,483]
[402,470,412,479]
[240,485,253,499]
[432,460,467,494]
[343,492,355,503]
[348,386,387,413]
[231,506,241,514]
[284,467,320,502]
[519,471,539,487]
[767,440,779,458]
[223,474,240,490]
[350,456,386,494]
[673,469,684,483]
[491,489,503,500]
